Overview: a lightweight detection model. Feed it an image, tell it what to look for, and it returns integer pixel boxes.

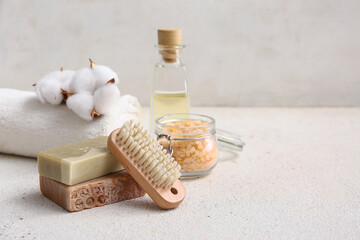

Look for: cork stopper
[158,28,182,63]
[158,28,182,46]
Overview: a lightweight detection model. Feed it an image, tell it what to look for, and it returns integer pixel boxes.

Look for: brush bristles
[116,120,181,188]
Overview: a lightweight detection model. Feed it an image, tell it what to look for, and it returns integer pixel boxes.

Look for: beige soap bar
[40,171,146,212]
[38,136,124,185]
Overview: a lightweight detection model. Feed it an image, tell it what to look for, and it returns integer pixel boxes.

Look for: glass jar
[155,113,218,178]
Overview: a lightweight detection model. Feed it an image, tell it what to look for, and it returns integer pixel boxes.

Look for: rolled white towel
[0,88,141,158]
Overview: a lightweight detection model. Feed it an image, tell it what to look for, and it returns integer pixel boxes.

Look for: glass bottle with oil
[150,28,190,133]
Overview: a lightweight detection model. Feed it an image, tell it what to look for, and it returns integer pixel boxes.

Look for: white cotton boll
[58,70,75,83]
[66,93,94,121]
[61,78,72,93]
[92,65,119,88]
[69,68,96,94]
[58,70,75,93]
[35,81,46,104]
[35,71,63,103]
[35,69,75,103]
[42,70,75,83]
[40,79,64,105]
[93,84,121,115]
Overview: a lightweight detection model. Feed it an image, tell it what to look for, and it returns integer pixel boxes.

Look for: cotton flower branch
[33,59,121,121]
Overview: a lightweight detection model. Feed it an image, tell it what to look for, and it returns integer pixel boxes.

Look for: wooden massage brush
[108,120,185,209]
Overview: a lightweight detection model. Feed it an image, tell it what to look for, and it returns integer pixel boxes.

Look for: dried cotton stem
[89,58,96,69]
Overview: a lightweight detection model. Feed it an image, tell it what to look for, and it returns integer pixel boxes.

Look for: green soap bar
[38,136,123,185]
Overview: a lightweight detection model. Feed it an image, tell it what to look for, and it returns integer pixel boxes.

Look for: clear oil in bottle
[150,28,190,133]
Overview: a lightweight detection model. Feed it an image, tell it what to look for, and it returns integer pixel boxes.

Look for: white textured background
[0,0,359,106]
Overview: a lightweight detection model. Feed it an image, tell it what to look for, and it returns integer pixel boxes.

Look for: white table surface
[1,107,359,239]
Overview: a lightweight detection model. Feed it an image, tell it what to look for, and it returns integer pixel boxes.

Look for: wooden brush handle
[108,129,186,209]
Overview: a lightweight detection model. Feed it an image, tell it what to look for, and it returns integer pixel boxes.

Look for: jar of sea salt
[155,113,218,178]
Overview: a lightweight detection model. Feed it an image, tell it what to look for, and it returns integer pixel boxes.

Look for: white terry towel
[0,88,142,158]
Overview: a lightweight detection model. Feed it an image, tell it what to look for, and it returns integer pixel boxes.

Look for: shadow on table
[13,191,165,215]
[119,196,167,213]
[12,191,67,215]
[0,152,36,161]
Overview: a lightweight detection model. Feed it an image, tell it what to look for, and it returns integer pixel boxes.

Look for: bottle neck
[157,45,184,64]
[159,56,182,65]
